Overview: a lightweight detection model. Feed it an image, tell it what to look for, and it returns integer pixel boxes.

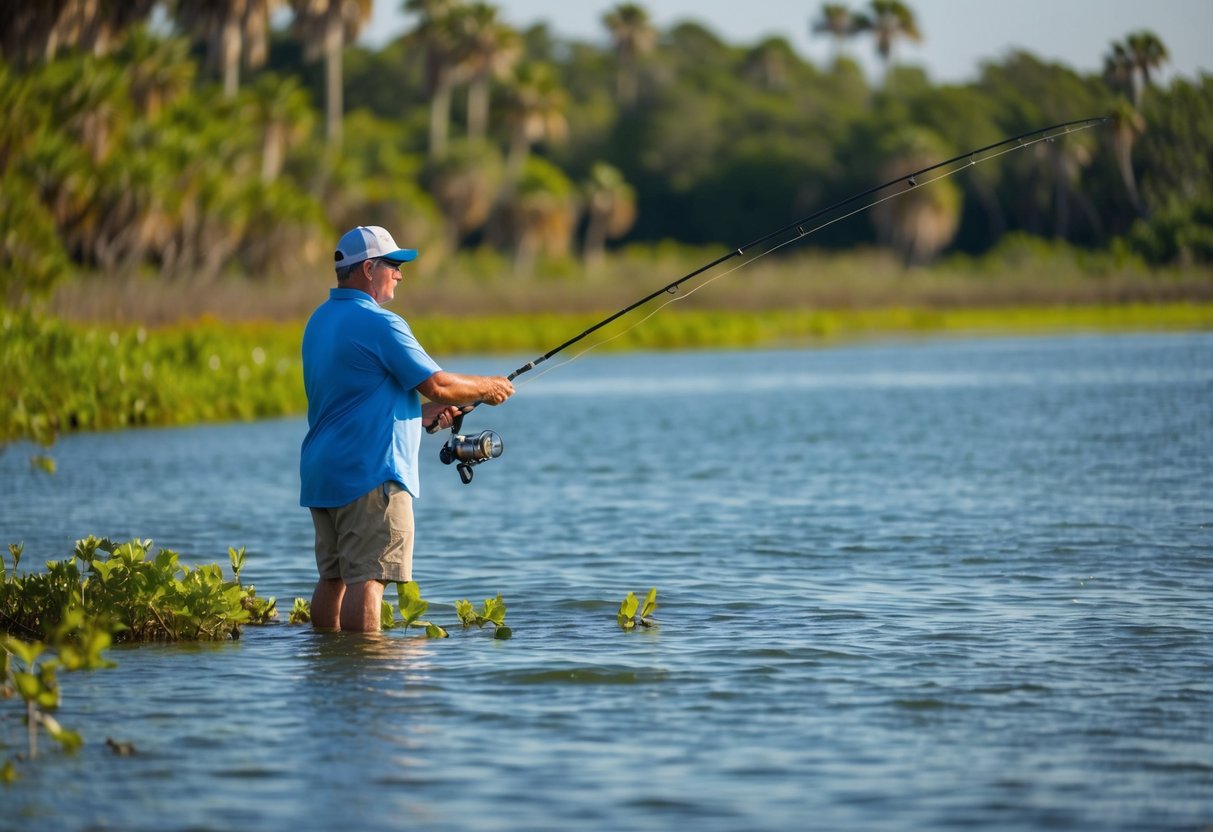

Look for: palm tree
[810,3,868,64]
[581,162,636,269]
[743,37,795,91]
[174,1,280,99]
[1,0,156,66]
[862,0,921,77]
[1103,41,1137,104]
[450,3,522,142]
[871,128,961,266]
[501,62,568,182]
[116,27,196,119]
[602,3,657,108]
[499,156,576,274]
[248,74,315,183]
[1125,30,1168,104]
[290,0,373,150]
[405,0,466,159]
[1107,97,1147,217]
[423,139,503,253]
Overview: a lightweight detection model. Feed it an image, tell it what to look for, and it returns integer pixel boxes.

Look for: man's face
[366,258,402,304]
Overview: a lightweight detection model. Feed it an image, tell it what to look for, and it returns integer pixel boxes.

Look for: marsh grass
[6,243,1212,446]
[44,245,1213,326]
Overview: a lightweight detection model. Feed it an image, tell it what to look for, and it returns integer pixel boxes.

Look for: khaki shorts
[310,482,414,584]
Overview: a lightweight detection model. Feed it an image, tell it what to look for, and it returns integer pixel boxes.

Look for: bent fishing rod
[430,115,1109,484]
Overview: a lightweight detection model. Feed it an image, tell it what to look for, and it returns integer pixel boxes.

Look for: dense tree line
[1,1,1210,308]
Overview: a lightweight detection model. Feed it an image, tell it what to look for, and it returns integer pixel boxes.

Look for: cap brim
[383,248,418,263]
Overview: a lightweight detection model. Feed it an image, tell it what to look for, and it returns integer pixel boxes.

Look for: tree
[602,3,657,108]
[501,62,568,182]
[862,0,921,78]
[290,0,373,149]
[499,156,576,274]
[810,3,868,64]
[1107,97,1147,216]
[173,1,281,99]
[0,0,157,67]
[423,140,503,253]
[247,74,315,183]
[1125,30,1168,94]
[405,0,466,159]
[450,3,521,142]
[743,36,796,91]
[870,127,961,265]
[581,162,636,268]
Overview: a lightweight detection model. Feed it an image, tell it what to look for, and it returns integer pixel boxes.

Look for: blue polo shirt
[300,288,441,507]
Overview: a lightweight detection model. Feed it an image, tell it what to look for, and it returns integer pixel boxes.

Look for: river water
[2,332,1211,831]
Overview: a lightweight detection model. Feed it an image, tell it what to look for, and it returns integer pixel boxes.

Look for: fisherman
[300,225,514,632]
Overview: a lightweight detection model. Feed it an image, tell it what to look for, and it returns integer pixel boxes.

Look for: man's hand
[422,402,464,433]
[479,376,514,405]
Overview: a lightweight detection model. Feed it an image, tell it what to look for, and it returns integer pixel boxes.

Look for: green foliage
[379,582,449,638]
[1,593,115,768]
[617,587,658,631]
[3,13,1207,293]
[288,597,312,624]
[455,594,512,639]
[0,536,274,644]
[0,310,304,445]
[1126,197,1213,265]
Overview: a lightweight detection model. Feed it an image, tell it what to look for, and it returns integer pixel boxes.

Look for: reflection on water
[1,333,1211,831]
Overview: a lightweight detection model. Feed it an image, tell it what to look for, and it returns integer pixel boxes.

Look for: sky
[359,0,1212,85]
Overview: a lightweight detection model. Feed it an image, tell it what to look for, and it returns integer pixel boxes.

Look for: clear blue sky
[359,0,1211,84]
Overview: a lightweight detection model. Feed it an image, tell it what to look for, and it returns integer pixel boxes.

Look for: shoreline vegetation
[4,252,1211,448]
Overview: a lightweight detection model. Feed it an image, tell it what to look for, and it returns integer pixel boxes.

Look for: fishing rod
[431,115,1109,484]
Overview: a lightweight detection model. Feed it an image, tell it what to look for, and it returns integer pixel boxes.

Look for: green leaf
[289,597,311,624]
[40,715,82,753]
[484,594,507,626]
[14,672,42,701]
[2,637,43,667]
[619,592,638,620]
[640,587,658,619]
[228,545,246,578]
[398,581,421,605]
[493,626,513,640]
[1,760,18,783]
[618,616,636,631]
[30,454,56,475]
[424,622,449,639]
[380,600,397,630]
[8,542,22,570]
[455,599,477,626]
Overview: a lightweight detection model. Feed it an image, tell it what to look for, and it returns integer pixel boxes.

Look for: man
[300,225,514,632]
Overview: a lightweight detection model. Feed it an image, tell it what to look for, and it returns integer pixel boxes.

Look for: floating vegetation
[455,594,512,640]
[618,588,659,631]
[379,582,448,639]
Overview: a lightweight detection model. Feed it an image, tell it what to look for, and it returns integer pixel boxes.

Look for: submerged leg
[340,580,385,633]
[311,578,345,630]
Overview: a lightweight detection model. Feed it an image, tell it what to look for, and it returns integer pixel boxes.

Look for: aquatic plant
[0,537,275,643]
[379,582,448,638]
[455,594,512,640]
[617,588,658,630]
[288,597,312,624]
[2,605,113,768]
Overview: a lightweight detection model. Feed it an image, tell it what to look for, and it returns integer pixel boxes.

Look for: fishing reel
[438,411,503,484]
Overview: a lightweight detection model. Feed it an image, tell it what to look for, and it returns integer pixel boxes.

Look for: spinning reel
[438,410,503,484]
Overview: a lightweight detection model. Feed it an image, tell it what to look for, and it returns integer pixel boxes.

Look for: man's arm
[416,371,514,406]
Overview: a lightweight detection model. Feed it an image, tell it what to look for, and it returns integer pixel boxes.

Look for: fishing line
[429,116,1108,481]
[515,117,1106,388]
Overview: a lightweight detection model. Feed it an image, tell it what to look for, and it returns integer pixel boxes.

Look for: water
[2,332,1211,831]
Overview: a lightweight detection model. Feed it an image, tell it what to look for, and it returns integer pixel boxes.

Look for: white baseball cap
[333,225,418,269]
